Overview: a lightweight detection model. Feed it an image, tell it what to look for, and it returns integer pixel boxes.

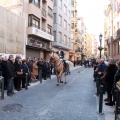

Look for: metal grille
[2,104,22,112]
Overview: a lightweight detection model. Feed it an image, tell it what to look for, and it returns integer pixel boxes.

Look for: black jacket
[1,60,7,78]
[6,59,15,79]
[114,68,120,84]
[37,61,44,70]
[105,64,117,83]
[56,50,64,59]
[14,61,23,72]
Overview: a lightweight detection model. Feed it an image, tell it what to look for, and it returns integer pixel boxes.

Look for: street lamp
[98,33,103,59]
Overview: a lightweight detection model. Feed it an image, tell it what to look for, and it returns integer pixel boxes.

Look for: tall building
[0,1,25,58]
[104,0,120,59]
[85,33,93,59]
[0,0,54,60]
[52,0,72,60]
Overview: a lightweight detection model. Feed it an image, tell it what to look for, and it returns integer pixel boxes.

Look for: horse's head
[49,52,59,64]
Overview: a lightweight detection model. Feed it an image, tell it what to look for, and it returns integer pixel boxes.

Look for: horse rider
[56,47,66,70]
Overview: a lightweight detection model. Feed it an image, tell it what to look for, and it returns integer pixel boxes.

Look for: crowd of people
[0,55,53,96]
[93,59,120,106]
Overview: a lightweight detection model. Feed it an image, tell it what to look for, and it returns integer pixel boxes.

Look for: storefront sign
[32,27,54,41]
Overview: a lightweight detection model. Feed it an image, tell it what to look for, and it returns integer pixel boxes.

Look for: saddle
[60,59,66,72]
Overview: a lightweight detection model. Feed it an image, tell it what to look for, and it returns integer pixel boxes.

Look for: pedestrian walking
[6,55,15,96]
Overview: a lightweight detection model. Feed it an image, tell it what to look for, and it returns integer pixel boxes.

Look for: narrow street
[0,67,100,120]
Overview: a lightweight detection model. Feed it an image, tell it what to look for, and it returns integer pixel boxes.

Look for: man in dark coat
[56,47,66,70]
[6,55,15,96]
[14,56,23,91]
[0,55,2,76]
[56,47,64,59]
[37,58,44,83]
[104,62,117,106]
[1,56,8,90]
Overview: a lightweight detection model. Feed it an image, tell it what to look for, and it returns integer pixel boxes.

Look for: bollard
[1,77,4,99]
[96,78,100,96]
[25,74,28,90]
[98,85,104,114]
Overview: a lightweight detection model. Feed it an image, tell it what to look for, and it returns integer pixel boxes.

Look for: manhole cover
[2,104,22,112]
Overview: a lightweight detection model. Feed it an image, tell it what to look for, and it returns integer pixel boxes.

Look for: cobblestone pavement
[0,67,101,120]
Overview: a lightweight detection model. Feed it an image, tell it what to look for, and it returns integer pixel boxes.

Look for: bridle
[51,53,62,68]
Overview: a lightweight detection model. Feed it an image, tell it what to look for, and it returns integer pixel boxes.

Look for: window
[59,0,62,8]
[58,32,62,42]
[64,5,67,14]
[71,11,74,17]
[68,24,70,32]
[64,35,67,44]
[28,14,40,29]
[64,20,67,29]
[29,0,40,8]
[59,15,62,26]
[71,0,74,7]
[71,23,74,29]
[53,31,56,41]
[69,38,71,46]
[69,11,70,18]
[47,25,52,35]
[53,13,56,23]
[54,0,57,6]
[48,6,53,18]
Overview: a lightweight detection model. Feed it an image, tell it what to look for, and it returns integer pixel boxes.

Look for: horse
[49,52,67,86]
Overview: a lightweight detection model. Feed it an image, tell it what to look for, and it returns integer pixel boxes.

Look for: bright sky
[77,0,109,40]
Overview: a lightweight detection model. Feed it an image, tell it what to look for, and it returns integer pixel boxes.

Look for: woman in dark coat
[22,59,30,88]
[105,61,117,106]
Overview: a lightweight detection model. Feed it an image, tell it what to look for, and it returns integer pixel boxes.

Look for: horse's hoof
[56,84,59,86]
[65,82,67,84]
[60,81,63,83]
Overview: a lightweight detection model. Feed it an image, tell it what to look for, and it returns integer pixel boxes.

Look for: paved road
[0,67,99,120]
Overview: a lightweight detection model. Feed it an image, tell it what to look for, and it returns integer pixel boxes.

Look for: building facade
[104,0,120,60]
[52,0,72,60]
[85,33,93,59]
[0,0,54,60]
[0,2,25,58]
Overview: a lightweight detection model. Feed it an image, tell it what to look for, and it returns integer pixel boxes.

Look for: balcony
[27,27,54,41]
[113,29,120,40]
[27,38,47,49]
[29,0,40,8]
[42,28,46,32]
[42,8,47,17]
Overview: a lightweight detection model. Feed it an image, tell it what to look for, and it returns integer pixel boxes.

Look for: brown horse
[49,53,66,86]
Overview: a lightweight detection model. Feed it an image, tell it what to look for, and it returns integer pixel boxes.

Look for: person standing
[22,59,30,88]
[0,55,2,76]
[43,60,47,80]
[1,56,8,90]
[14,56,23,91]
[32,60,38,81]
[6,55,15,96]
[37,58,44,83]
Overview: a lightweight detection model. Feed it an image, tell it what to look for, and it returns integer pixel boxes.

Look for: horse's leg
[59,70,63,83]
[64,71,67,84]
[56,73,59,86]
